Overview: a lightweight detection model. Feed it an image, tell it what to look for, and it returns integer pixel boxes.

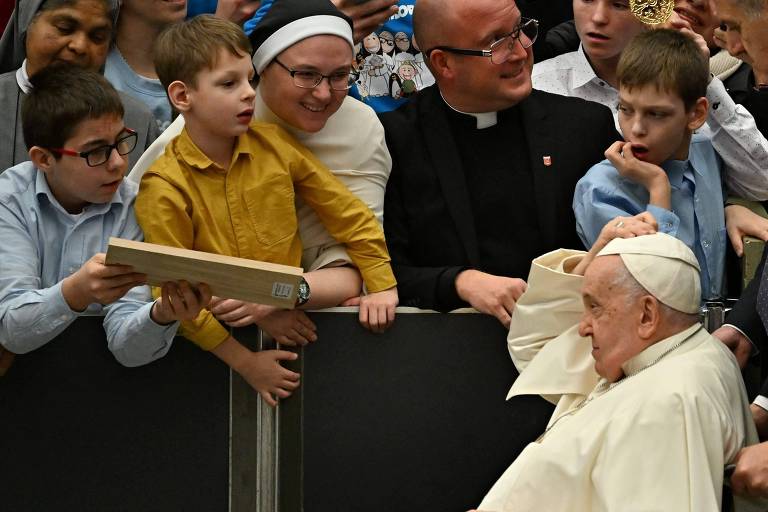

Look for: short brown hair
[617,29,708,110]
[154,15,252,90]
[22,65,124,151]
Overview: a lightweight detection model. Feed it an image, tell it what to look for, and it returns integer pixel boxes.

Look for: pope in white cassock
[475,215,767,512]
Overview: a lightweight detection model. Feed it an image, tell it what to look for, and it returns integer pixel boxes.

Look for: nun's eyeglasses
[274,59,353,91]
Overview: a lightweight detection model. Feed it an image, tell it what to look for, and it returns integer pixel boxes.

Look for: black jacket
[380,85,619,311]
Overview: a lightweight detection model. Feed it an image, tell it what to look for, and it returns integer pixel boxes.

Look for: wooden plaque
[105,237,302,309]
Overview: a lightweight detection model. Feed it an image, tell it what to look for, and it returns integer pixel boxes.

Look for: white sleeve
[705,78,768,201]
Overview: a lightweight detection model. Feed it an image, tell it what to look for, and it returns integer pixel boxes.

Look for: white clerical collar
[440,90,498,129]
[16,59,32,94]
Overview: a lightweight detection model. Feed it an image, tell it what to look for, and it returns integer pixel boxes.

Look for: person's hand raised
[331,0,399,44]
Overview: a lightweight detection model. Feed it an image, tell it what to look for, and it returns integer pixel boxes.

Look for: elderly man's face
[578,256,647,382]
[715,0,768,75]
[444,0,533,110]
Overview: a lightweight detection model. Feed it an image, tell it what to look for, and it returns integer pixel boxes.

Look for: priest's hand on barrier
[725,204,768,257]
[455,270,527,329]
[358,286,398,333]
[712,325,752,368]
[235,349,301,407]
[61,252,148,312]
[150,281,212,325]
[331,0,399,44]
[731,442,768,497]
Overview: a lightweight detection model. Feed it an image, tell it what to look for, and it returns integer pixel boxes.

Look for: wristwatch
[296,277,311,306]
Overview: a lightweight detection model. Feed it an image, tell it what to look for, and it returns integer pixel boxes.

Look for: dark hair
[617,29,708,110]
[154,15,252,90]
[22,65,124,151]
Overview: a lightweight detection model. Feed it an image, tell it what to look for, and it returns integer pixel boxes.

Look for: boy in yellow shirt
[136,15,397,406]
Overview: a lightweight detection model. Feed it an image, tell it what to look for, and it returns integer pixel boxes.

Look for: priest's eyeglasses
[426,18,539,65]
[274,59,353,91]
[49,128,138,167]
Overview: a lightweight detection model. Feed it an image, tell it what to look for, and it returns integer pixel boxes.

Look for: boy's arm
[603,141,679,233]
[288,147,396,294]
[705,77,768,201]
[0,202,86,353]
[134,173,231,351]
[573,159,679,250]
[103,285,177,367]
[103,281,213,367]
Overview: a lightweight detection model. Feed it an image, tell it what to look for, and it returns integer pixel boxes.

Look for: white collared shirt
[533,45,768,201]
[15,59,32,94]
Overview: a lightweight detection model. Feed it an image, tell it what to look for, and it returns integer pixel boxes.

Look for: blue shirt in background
[573,134,726,300]
[0,162,178,366]
[186,0,218,17]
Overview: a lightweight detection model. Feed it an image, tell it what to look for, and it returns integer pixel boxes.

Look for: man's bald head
[414,0,533,112]
[413,0,455,55]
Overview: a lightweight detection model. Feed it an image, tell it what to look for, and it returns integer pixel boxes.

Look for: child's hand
[358,287,398,333]
[725,204,768,257]
[572,213,658,276]
[604,141,671,210]
[62,253,148,311]
[235,350,301,407]
[150,281,212,325]
[210,298,272,327]
[209,298,318,345]
[257,309,318,346]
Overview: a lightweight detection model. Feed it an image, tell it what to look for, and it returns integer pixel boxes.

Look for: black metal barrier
[0,316,230,512]
[0,310,554,512]
[277,309,554,512]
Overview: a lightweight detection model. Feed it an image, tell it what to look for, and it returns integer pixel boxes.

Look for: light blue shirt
[573,135,726,300]
[104,47,172,131]
[0,162,178,366]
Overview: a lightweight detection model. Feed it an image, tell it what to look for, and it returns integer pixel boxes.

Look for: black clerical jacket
[380,85,618,312]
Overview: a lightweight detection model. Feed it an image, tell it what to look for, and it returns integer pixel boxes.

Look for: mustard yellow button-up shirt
[135,122,395,350]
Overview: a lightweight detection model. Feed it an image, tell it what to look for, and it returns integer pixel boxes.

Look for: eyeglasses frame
[425,18,539,62]
[273,59,353,91]
[48,128,138,167]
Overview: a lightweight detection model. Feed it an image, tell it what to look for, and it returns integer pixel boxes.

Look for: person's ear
[637,295,662,340]
[167,80,191,112]
[687,96,709,131]
[29,146,56,173]
[428,50,453,81]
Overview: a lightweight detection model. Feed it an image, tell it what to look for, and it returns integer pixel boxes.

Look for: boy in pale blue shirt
[0,66,210,371]
[574,29,725,300]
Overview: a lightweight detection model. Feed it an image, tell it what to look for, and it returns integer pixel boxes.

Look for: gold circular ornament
[629,0,675,25]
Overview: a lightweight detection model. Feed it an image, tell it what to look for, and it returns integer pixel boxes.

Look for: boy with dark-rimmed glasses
[0,65,210,374]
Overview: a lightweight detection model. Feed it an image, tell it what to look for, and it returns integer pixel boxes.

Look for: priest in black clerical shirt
[380,0,619,327]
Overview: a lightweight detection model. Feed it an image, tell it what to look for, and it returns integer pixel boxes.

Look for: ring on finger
[615,220,625,228]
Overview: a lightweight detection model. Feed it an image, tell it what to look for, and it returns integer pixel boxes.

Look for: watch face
[298,279,310,304]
